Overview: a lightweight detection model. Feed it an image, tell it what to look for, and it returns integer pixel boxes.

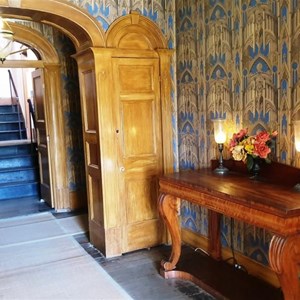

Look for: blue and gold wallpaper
[177,0,300,267]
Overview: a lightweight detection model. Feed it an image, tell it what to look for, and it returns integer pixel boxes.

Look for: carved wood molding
[106,11,167,49]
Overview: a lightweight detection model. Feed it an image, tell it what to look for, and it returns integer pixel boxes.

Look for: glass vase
[250,158,261,179]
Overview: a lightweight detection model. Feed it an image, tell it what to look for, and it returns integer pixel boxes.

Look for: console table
[158,165,300,300]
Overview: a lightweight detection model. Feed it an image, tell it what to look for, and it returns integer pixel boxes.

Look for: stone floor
[0,197,284,300]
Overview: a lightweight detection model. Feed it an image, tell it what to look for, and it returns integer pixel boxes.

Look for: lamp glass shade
[294,120,300,152]
[0,18,13,61]
[213,119,227,144]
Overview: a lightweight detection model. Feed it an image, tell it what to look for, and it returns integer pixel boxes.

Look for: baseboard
[181,228,280,288]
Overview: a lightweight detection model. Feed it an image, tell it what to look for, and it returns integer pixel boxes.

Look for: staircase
[0,103,40,201]
[0,104,27,141]
[0,141,40,200]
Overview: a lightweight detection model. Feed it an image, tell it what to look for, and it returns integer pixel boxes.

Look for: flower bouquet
[228,128,278,173]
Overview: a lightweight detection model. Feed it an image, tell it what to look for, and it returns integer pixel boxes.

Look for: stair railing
[27,99,37,144]
[8,70,23,140]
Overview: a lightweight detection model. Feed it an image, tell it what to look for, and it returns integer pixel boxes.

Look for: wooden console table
[158,166,300,300]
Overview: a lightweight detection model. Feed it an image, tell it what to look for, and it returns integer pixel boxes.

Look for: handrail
[8,70,23,139]
[8,70,19,99]
[27,99,36,144]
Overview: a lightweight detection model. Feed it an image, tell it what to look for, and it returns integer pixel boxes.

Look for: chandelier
[0,17,14,63]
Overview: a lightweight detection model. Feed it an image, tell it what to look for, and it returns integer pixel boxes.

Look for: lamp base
[214,165,229,175]
[293,183,300,192]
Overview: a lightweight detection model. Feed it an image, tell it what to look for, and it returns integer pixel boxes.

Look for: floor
[0,197,284,300]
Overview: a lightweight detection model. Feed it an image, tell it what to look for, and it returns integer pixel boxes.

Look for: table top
[159,169,300,235]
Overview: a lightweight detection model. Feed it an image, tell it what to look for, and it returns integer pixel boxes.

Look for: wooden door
[32,69,52,207]
[112,57,164,253]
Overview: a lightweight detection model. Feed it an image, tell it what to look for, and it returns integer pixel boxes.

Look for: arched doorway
[0,0,105,212]
[1,21,87,210]
[0,1,173,257]
[0,23,62,208]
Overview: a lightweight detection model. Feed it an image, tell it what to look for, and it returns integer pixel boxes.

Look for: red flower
[253,142,271,159]
[256,131,270,143]
[236,128,248,140]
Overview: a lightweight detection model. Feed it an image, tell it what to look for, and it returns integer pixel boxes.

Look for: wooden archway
[0,0,105,50]
[0,0,105,210]
[0,22,68,210]
[6,22,59,64]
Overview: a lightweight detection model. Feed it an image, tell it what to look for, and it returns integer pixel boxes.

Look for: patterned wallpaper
[53,32,86,193]
[177,0,300,266]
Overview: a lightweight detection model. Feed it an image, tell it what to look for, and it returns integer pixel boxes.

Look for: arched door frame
[0,0,105,210]
[0,0,105,49]
[0,23,68,210]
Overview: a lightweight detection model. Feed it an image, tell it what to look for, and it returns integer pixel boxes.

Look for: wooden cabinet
[75,13,173,257]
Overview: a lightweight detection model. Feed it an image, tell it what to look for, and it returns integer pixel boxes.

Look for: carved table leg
[269,234,300,300]
[158,193,181,271]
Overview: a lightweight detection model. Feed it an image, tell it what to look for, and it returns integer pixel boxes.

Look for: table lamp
[213,118,229,174]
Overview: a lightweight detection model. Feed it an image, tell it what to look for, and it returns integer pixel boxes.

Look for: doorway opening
[0,24,87,219]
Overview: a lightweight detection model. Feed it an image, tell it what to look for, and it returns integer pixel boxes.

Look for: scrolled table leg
[269,234,300,300]
[158,193,181,271]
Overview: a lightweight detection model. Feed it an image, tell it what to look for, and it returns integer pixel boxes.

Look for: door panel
[113,57,163,253]
[80,69,104,248]
[32,69,52,207]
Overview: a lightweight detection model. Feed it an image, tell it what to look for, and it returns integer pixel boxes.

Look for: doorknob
[120,167,125,172]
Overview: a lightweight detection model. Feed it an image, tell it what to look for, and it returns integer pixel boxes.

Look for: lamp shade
[213,119,227,144]
[294,120,300,152]
[0,18,13,62]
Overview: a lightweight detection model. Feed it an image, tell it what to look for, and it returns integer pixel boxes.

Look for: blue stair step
[0,105,19,113]
[0,141,40,200]
[0,154,38,170]
[0,130,27,141]
[0,121,25,131]
[0,112,23,122]
[0,143,36,157]
[0,167,39,184]
[0,181,40,201]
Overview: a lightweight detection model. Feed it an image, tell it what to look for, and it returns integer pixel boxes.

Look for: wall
[176,0,300,272]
